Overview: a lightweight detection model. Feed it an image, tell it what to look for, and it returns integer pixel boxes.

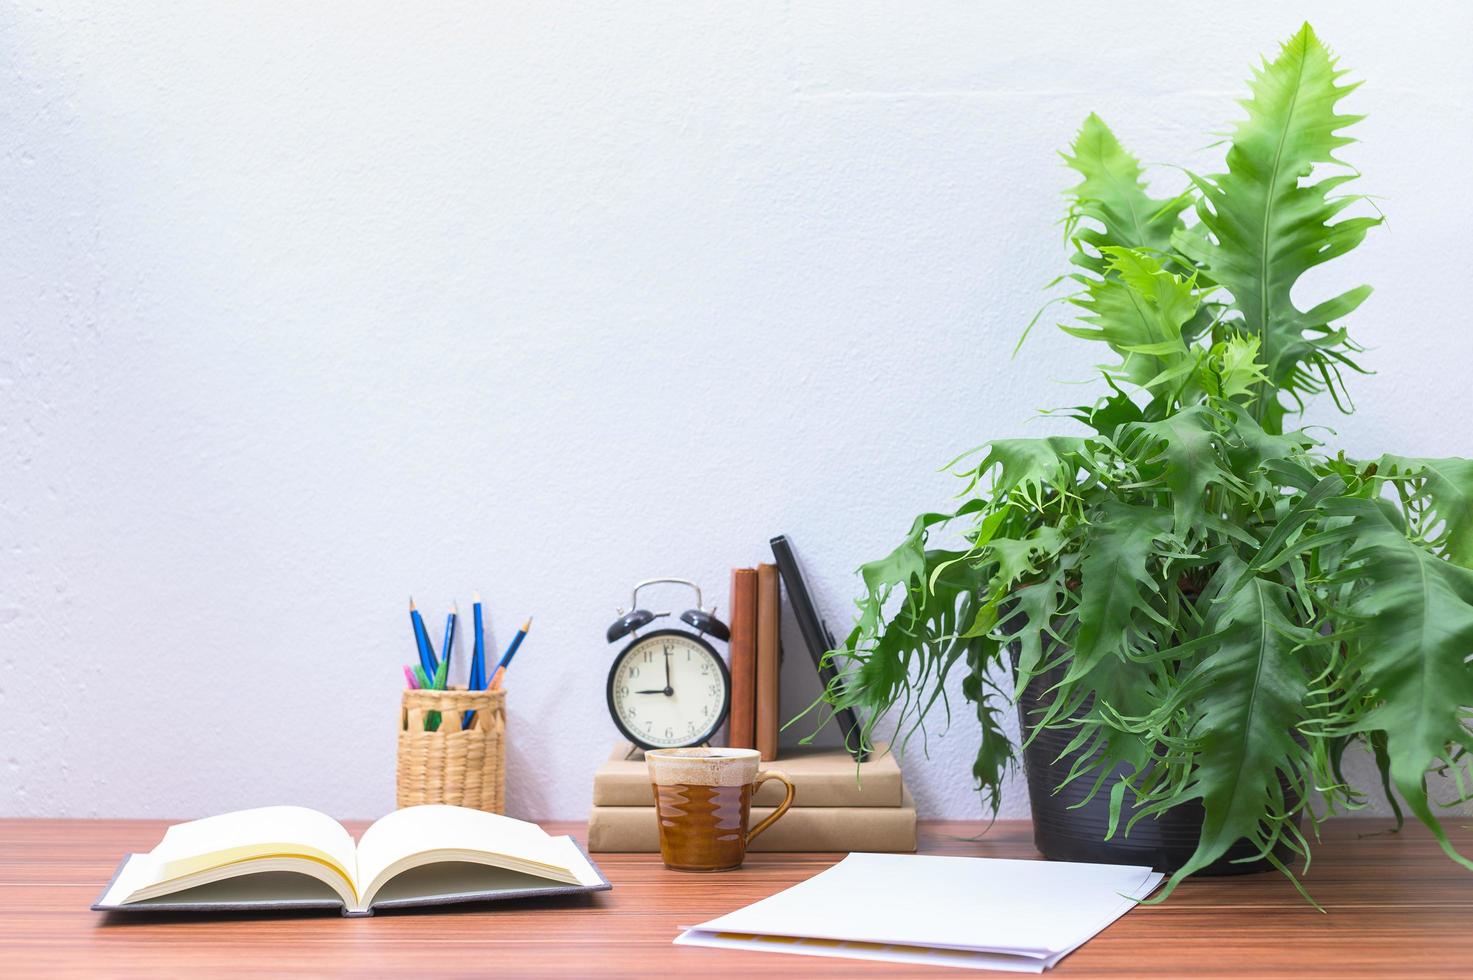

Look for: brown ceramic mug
[645,747,796,872]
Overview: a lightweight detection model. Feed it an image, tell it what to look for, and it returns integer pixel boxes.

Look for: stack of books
[587,742,916,852]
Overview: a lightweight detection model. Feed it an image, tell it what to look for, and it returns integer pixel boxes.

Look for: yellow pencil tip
[409,597,417,610]
[523,617,533,631]
[473,591,482,603]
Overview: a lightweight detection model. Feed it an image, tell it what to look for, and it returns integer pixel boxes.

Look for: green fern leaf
[1203,334,1270,402]
[959,437,1087,500]
[1004,567,1069,694]
[1325,497,1473,870]
[1154,573,1318,894]
[988,526,1071,591]
[1119,405,1230,535]
[1063,114,1190,275]
[1064,503,1170,683]
[1174,23,1380,433]
[1374,455,1473,567]
[1062,247,1200,399]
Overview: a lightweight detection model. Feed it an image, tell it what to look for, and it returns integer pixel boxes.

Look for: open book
[93,805,609,917]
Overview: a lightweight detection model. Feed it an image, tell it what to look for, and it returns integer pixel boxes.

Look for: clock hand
[634,688,668,694]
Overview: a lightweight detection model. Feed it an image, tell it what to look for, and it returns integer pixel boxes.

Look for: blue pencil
[489,618,532,690]
[465,595,486,728]
[441,603,457,676]
[409,598,437,678]
[471,596,486,691]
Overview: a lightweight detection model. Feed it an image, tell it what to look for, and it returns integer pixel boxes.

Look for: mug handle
[746,770,796,845]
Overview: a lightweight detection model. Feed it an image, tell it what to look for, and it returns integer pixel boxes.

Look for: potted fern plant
[822,23,1473,900]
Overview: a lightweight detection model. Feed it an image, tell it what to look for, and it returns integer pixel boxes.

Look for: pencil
[441,603,457,678]
[470,594,486,691]
[403,665,420,690]
[489,617,533,690]
[410,598,438,678]
[465,594,486,728]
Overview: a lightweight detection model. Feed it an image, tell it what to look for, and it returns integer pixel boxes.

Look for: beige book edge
[587,788,917,853]
[592,741,902,808]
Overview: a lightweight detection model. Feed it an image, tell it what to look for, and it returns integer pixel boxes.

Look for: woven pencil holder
[396,687,506,814]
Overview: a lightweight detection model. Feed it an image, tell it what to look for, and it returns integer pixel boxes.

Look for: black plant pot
[1014,652,1289,876]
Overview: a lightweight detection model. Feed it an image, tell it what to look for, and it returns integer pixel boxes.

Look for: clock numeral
[685,649,691,661]
[699,662,710,675]
[664,726,673,739]
[644,650,652,663]
[619,685,629,697]
[702,704,710,717]
[630,666,639,678]
[708,684,718,696]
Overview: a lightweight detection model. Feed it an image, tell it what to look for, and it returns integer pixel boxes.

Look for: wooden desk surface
[3,818,1470,978]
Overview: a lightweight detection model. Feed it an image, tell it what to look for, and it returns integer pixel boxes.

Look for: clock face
[606,629,731,749]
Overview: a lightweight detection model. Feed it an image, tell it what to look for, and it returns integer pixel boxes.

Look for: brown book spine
[755,563,781,761]
[726,568,758,749]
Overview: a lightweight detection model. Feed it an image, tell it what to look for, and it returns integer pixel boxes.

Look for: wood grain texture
[3,819,1472,978]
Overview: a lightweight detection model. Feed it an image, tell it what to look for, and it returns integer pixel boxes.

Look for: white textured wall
[4,2,1471,822]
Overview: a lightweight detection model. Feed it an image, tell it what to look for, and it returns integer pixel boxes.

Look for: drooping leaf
[853,509,955,631]
[961,654,1014,812]
[1373,455,1473,567]
[1324,497,1473,870]
[1150,572,1318,895]
[1174,23,1380,433]
[955,571,1016,811]
[841,546,1010,786]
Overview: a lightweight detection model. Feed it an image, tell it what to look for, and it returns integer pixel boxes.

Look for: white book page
[690,852,1162,956]
[145,806,358,887]
[356,805,570,900]
[98,854,164,907]
[543,835,606,888]
[100,857,355,909]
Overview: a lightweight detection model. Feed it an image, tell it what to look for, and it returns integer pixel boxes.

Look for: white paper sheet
[674,852,1163,972]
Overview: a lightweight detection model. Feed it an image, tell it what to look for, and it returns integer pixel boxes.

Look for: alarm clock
[605,578,731,750]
